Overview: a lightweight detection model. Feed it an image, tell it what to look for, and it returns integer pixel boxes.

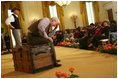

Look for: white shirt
[5,14,18,26]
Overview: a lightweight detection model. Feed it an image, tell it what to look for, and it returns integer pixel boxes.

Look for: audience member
[4,33,10,49]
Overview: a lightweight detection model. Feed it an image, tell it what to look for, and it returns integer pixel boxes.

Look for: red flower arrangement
[100,44,117,54]
[37,67,79,78]
[1,49,12,55]
[56,67,79,78]
[56,71,62,78]
[69,67,75,73]
[103,44,116,50]
[57,41,79,48]
[60,73,68,78]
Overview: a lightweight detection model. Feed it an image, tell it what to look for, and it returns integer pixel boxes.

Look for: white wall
[98,1,117,21]
[22,1,43,33]
[22,1,117,32]
[63,1,83,29]
[22,1,83,31]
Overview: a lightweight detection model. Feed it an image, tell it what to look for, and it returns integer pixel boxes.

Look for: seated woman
[92,21,110,50]
[101,21,110,39]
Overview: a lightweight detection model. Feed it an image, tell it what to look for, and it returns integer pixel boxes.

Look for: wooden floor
[1,46,117,78]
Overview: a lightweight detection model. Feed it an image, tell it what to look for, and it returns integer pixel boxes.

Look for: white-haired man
[27,17,61,67]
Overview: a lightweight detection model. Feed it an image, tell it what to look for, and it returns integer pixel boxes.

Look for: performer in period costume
[27,17,61,67]
[6,7,22,48]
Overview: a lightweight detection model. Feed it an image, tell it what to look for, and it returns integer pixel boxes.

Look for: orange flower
[76,43,79,45]
[107,47,111,49]
[115,46,117,49]
[61,43,64,44]
[103,44,117,50]
[73,42,75,44]
[69,67,75,72]
[1,51,4,54]
[105,44,111,46]
[67,42,70,45]
[60,72,67,78]
[69,45,71,47]
[56,71,61,78]
[1,51,7,54]
[104,47,107,50]
[9,49,12,52]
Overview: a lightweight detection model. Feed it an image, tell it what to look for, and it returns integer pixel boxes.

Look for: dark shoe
[54,63,62,67]
[56,60,61,62]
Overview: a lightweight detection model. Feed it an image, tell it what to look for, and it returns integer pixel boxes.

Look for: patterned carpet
[1,46,117,78]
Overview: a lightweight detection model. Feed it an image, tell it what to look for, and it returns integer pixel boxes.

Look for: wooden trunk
[12,44,54,73]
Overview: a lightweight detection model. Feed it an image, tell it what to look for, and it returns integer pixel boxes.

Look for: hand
[47,37,53,43]
[54,25,58,30]
[9,25,15,29]
[102,34,105,36]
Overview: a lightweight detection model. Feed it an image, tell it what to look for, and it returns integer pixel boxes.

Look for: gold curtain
[1,1,25,48]
[42,1,51,18]
[80,1,88,26]
[56,4,65,31]
[42,1,65,31]
[92,1,99,22]
[1,2,9,34]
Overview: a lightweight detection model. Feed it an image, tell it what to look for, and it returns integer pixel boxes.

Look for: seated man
[27,17,61,67]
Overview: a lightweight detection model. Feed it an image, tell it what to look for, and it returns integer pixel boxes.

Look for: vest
[28,19,51,38]
[11,14,20,29]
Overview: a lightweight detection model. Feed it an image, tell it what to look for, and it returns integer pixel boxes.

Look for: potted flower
[100,44,117,54]
[56,67,79,78]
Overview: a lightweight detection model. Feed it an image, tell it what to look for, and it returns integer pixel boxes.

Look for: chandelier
[55,1,71,6]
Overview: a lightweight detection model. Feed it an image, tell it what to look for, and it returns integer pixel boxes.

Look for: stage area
[1,46,117,78]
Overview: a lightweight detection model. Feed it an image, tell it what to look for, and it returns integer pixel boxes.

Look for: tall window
[86,2,95,25]
[49,5,59,31]
[8,10,16,48]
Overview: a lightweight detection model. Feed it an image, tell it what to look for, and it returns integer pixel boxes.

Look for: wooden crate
[12,44,54,73]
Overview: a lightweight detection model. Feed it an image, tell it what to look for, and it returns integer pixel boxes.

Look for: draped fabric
[42,1,51,19]
[92,1,99,22]
[42,1,65,31]
[80,1,99,26]
[56,4,65,31]
[80,1,88,26]
[42,1,52,31]
[1,2,9,34]
[1,1,25,48]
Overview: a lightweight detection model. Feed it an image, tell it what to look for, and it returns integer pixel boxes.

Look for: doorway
[107,9,113,21]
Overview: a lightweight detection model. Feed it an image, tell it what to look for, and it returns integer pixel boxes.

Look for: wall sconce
[71,15,78,28]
